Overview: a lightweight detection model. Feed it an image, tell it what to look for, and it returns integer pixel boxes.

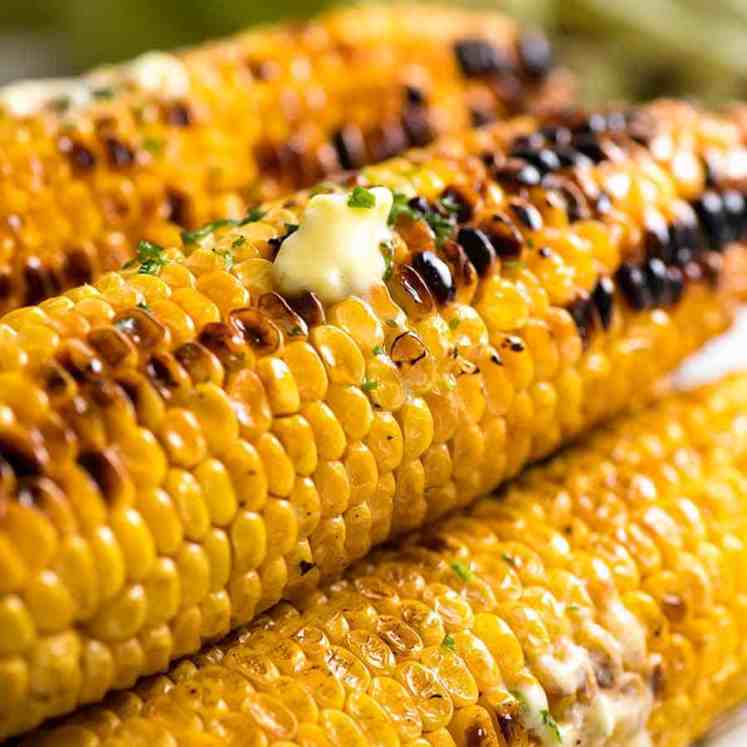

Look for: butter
[0,78,91,117]
[123,51,190,99]
[273,187,393,303]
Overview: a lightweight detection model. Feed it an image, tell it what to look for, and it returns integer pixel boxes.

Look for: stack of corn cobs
[1,4,747,746]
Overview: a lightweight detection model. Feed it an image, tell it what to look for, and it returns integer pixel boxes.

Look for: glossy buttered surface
[23,374,747,746]
[0,101,746,735]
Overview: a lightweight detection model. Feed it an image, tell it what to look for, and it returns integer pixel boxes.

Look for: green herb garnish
[387,192,456,246]
[450,561,473,582]
[232,236,247,249]
[442,634,456,651]
[348,186,376,209]
[181,208,266,245]
[372,345,385,356]
[124,240,168,275]
[388,192,418,226]
[142,137,163,154]
[380,240,394,281]
[213,247,234,270]
[362,379,379,392]
[541,710,562,743]
[136,301,150,311]
[501,553,517,568]
[439,193,462,215]
[289,325,304,337]
[92,87,115,100]
[448,318,461,331]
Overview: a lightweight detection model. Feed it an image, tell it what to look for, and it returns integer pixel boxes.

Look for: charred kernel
[332,125,367,171]
[571,112,609,136]
[401,107,434,148]
[567,293,595,344]
[517,30,552,79]
[508,200,543,231]
[644,215,673,262]
[508,147,560,176]
[63,248,95,286]
[722,189,747,241]
[287,291,326,328]
[165,190,190,226]
[591,276,615,330]
[411,252,455,305]
[470,106,496,128]
[230,308,282,356]
[258,293,308,340]
[571,136,609,165]
[113,308,167,351]
[616,263,653,311]
[538,125,572,146]
[483,213,523,260]
[165,102,193,127]
[62,139,97,171]
[24,262,62,306]
[104,137,135,168]
[693,191,728,250]
[644,257,671,306]
[403,85,427,106]
[511,132,546,151]
[456,228,496,277]
[667,266,685,305]
[390,265,436,321]
[440,186,473,223]
[454,38,511,77]
[551,146,592,169]
[198,322,248,370]
[490,157,541,188]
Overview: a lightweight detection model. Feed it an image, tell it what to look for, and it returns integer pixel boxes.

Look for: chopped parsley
[213,247,234,270]
[51,96,71,113]
[362,379,379,392]
[385,319,398,327]
[448,318,461,331]
[509,689,528,710]
[541,710,562,743]
[388,192,418,226]
[501,553,517,568]
[288,325,304,337]
[181,208,267,245]
[348,186,376,209]
[450,561,473,582]
[142,137,163,155]
[372,345,385,356]
[243,206,267,223]
[441,634,456,651]
[439,193,462,215]
[387,191,456,246]
[124,240,168,275]
[136,301,150,311]
[232,236,247,248]
[380,240,394,281]
[92,87,115,100]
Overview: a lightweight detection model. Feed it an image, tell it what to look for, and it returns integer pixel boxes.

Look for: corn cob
[0,4,571,312]
[1,100,746,737]
[24,373,747,747]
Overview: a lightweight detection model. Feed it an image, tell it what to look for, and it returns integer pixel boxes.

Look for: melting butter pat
[123,52,191,99]
[0,78,91,117]
[273,187,393,303]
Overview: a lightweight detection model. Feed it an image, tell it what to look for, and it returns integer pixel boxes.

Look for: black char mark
[411,251,455,305]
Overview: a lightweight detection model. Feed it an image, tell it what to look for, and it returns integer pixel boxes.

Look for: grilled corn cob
[1,100,746,737]
[24,373,747,747]
[0,4,571,311]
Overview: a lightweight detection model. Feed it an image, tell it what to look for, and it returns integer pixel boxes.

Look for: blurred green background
[2,0,747,104]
